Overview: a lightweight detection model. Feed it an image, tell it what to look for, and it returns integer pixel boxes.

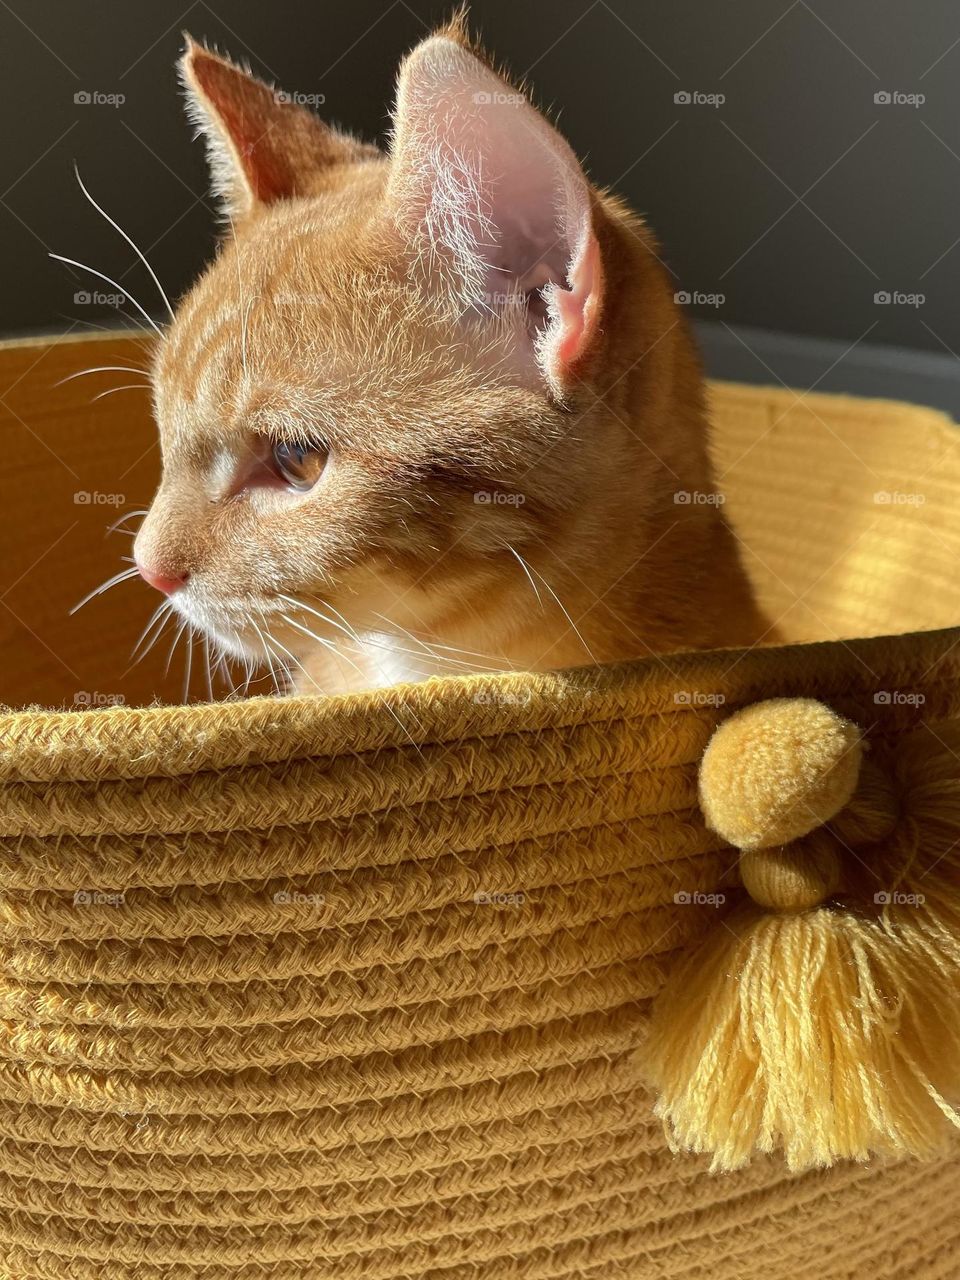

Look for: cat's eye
[271,440,328,491]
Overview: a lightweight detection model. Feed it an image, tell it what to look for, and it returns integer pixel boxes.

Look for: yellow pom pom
[699,698,862,851]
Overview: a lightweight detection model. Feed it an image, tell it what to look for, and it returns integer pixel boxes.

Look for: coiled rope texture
[1,634,960,1279]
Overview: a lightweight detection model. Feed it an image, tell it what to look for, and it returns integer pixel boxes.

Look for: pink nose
[137,562,189,596]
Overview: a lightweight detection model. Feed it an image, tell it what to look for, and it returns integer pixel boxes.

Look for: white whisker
[228,214,253,382]
[278,612,344,658]
[505,543,544,611]
[74,164,175,321]
[277,592,360,645]
[48,252,165,339]
[369,610,505,671]
[106,507,148,537]
[57,365,149,386]
[164,615,188,677]
[251,617,284,696]
[314,598,364,646]
[182,627,194,703]
[263,627,320,693]
[214,647,237,698]
[274,610,422,748]
[129,599,173,663]
[91,383,151,401]
[522,555,596,662]
[202,633,214,703]
[69,565,140,615]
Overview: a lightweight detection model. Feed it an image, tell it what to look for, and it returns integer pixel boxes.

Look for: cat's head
[135,21,679,685]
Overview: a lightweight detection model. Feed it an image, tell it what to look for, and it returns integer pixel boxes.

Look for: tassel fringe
[645,724,960,1172]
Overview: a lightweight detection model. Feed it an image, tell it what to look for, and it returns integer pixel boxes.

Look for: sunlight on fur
[83,15,767,698]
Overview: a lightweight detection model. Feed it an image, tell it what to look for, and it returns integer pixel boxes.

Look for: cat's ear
[180,36,369,221]
[387,25,603,397]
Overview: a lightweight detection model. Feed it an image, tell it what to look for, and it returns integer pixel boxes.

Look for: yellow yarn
[646,708,960,1172]
[698,698,863,850]
[739,828,842,911]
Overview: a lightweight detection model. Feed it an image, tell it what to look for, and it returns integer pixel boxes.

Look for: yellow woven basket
[0,332,958,1278]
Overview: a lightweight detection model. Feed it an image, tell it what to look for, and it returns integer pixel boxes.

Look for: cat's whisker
[277,592,361,646]
[106,507,149,538]
[274,611,422,748]
[212,642,239,699]
[277,613,380,686]
[240,296,257,383]
[250,617,284,696]
[279,593,479,675]
[276,612,344,660]
[238,650,253,697]
[202,633,214,703]
[312,598,364,646]
[182,626,195,703]
[164,615,189,678]
[262,625,320,694]
[91,384,152,402]
[518,554,597,663]
[366,614,487,674]
[48,252,165,339]
[129,599,174,664]
[370,610,508,669]
[228,214,255,383]
[57,365,150,386]
[275,609,419,679]
[69,565,141,616]
[505,543,544,612]
[74,164,175,321]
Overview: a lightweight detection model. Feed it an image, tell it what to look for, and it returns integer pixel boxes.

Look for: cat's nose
[136,559,189,596]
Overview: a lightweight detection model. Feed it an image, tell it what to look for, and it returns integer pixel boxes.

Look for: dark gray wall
[1,0,959,359]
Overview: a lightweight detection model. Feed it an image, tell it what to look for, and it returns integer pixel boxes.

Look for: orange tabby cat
[134,19,767,695]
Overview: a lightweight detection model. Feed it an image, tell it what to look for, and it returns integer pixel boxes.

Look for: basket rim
[1,623,957,784]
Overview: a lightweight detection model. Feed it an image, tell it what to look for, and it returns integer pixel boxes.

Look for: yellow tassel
[645,889,960,1171]
[644,703,960,1172]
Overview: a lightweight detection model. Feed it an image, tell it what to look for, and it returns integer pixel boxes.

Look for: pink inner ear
[553,231,602,369]
[389,36,603,394]
[190,54,295,205]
